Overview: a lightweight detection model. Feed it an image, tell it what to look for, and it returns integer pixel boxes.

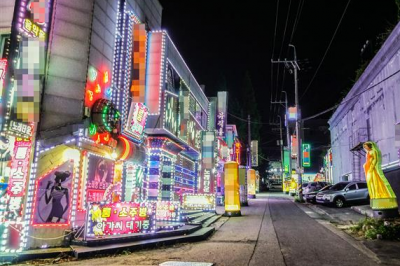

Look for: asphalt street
[28,192,380,266]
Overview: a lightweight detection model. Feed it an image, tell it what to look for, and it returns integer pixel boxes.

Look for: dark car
[303,181,330,195]
[303,185,332,203]
[316,181,369,208]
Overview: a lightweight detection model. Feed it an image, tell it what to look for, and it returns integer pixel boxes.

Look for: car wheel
[334,197,345,208]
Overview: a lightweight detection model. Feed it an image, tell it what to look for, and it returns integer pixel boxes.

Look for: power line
[228,112,270,125]
[302,67,400,121]
[300,0,352,101]
[270,0,281,122]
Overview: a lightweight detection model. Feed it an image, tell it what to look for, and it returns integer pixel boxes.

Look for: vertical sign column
[216,92,228,139]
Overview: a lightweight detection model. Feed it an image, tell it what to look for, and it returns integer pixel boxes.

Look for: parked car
[303,184,332,203]
[316,181,369,208]
[303,181,330,195]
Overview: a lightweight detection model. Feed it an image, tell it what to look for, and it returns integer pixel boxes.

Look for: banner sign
[86,202,155,237]
[251,140,258,167]
[302,144,311,167]
[201,131,215,193]
[155,201,180,221]
[216,91,228,138]
[182,194,215,211]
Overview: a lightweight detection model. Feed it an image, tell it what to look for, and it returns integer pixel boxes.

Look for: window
[347,184,357,191]
[357,183,368,189]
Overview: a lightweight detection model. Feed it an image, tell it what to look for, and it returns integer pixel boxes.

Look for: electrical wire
[270,0,281,123]
[228,112,271,125]
[302,67,400,121]
[300,0,352,101]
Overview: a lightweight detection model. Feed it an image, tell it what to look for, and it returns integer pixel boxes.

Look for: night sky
[158,0,398,161]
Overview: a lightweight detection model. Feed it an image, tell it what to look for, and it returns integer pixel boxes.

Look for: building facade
[329,22,400,201]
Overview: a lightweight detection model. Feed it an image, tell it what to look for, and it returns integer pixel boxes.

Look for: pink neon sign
[126,102,148,142]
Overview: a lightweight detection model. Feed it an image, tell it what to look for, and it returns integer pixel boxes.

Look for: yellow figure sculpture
[363,141,398,211]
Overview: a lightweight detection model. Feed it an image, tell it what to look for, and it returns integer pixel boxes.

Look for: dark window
[348,184,357,191]
[357,183,368,189]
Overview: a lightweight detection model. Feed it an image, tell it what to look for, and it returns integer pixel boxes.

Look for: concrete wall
[0,0,15,32]
[329,22,400,184]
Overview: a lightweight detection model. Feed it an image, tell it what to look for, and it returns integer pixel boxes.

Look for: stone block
[45,75,85,100]
[56,3,93,28]
[47,54,87,82]
[93,2,107,26]
[90,32,104,55]
[50,34,89,61]
[92,17,105,38]
[53,19,91,42]
[58,0,93,12]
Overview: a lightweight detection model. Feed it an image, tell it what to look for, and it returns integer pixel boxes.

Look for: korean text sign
[87,202,154,237]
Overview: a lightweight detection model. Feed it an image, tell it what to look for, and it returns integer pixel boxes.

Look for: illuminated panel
[145,32,165,115]
[224,162,240,213]
[288,107,297,120]
[18,0,51,39]
[251,140,258,167]
[31,160,75,227]
[125,102,148,142]
[0,138,32,252]
[291,135,298,158]
[155,201,180,222]
[247,169,256,197]
[200,131,215,194]
[131,24,147,102]
[85,202,155,238]
[182,194,215,211]
[302,143,311,167]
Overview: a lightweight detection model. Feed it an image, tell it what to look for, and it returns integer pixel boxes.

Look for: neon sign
[182,194,215,211]
[302,143,311,167]
[86,202,155,237]
[155,201,180,221]
[125,102,148,142]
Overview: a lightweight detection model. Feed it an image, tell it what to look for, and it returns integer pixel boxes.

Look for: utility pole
[271,44,302,197]
[277,115,284,181]
[271,91,291,178]
[247,114,251,169]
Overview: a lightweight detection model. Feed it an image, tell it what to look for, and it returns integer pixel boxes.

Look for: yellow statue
[363,141,398,210]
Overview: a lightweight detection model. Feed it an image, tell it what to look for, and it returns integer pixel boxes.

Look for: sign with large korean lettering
[86,202,155,237]
[182,194,215,211]
[216,92,228,138]
[155,201,180,221]
[125,103,148,143]
[18,0,51,40]
[6,139,32,218]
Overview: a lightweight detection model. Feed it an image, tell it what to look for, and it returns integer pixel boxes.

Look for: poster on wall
[86,202,155,237]
[32,161,74,225]
[86,155,114,203]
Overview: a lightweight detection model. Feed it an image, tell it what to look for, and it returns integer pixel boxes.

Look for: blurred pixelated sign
[18,0,51,40]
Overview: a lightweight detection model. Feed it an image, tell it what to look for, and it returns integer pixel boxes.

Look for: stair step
[71,224,201,247]
[183,212,205,221]
[190,213,216,225]
[71,227,215,259]
[202,215,222,228]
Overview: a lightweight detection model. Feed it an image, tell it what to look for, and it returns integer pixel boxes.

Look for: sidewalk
[302,202,400,265]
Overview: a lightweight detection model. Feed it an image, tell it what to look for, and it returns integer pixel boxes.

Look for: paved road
[32,192,380,266]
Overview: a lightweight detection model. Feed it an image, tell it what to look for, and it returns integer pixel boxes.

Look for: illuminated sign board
[86,154,114,203]
[155,201,180,221]
[288,107,297,120]
[283,148,290,174]
[302,144,311,167]
[247,169,256,197]
[0,138,32,252]
[131,24,147,102]
[125,102,148,142]
[86,202,155,237]
[291,135,298,158]
[216,92,228,138]
[251,140,258,167]
[182,194,216,211]
[224,162,241,215]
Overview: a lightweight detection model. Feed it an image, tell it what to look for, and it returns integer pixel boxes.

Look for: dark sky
[158,0,398,160]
